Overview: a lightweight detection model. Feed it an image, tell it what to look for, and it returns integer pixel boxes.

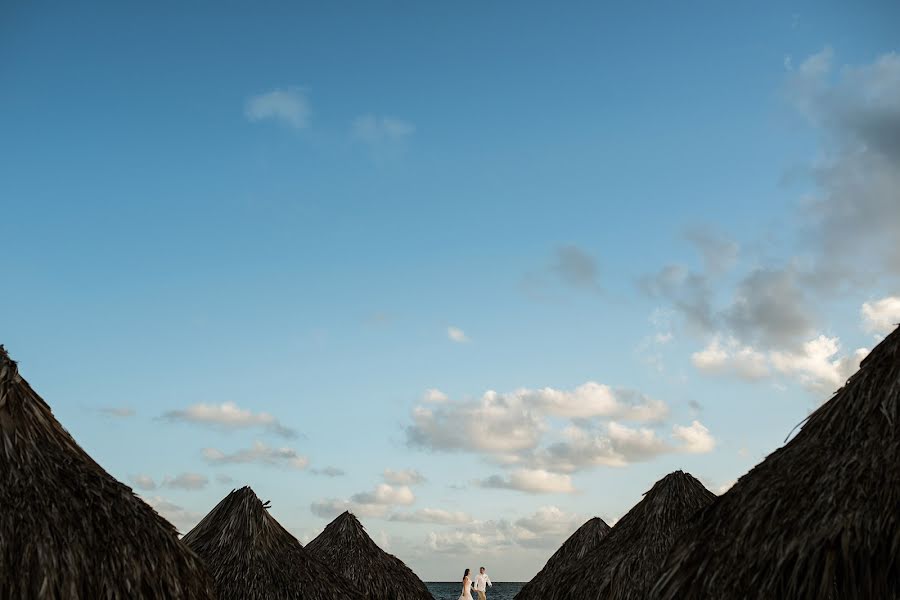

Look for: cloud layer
[246,88,310,129]
[162,401,297,438]
[203,441,309,469]
[406,382,713,490]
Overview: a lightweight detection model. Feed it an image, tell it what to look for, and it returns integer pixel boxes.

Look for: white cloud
[352,115,415,144]
[311,466,346,477]
[862,296,900,334]
[202,441,309,469]
[691,336,771,380]
[477,469,576,494]
[351,483,415,506]
[425,506,583,554]
[692,333,868,394]
[770,335,868,394]
[512,506,586,549]
[389,508,473,525]
[672,421,716,453]
[245,88,310,129]
[161,473,208,491]
[311,483,416,520]
[406,382,707,475]
[311,498,389,519]
[716,479,737,494]
[422,388,448,403]
[144,496,203,532]
[407,393,544,457]
[384,468,426,485]
[447,326,469,343]
[162,401,297,438]
[529,420,715,473]
[522,382,669,421]
[130,474,157,491]
[406,383,669,463]
[799,46,833,79]
[132,472,209,491]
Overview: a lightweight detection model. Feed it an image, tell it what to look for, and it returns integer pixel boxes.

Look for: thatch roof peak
[1,345,215,599]
[308,511,433,600]
[546,470,715,600]
[651,325,900,599]
[183,488,364,600]
[515,515,612,600]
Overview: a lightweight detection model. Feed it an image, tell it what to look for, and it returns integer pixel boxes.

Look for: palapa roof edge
[0,344,216,599]
[514,516,612,600]
[651,325,900,600]
[547,470,716,600]
[183,486,365,600]
[308,510,433,600]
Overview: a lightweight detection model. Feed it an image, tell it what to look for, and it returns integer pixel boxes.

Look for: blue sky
[2,0,899,581]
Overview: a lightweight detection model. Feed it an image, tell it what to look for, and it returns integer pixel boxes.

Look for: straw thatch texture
[0,345,215,600]
[514,517,611,600]
[546,471,715,600]
[651,326,900,600]
[182,487,365,600]
[307,511,433,600]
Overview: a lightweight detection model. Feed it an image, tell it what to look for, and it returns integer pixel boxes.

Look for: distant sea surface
[427,582,525,600]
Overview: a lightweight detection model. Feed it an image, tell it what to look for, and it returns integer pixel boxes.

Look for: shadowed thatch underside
[651,326,900,600]
[547,471,716,600]
[0,345,215,600]
[183,487,365,600]
[307,511,433,600]
[514,517,611,600]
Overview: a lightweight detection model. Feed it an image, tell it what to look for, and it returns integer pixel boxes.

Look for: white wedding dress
[458,576,473,600]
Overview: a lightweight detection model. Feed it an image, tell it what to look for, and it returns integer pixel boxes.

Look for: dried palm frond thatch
[0,345,215,599]
[514,516,611,600]
[547,471,716,600]
[651,325,900,600]
[182,487,365,600]
[307,511,433,600]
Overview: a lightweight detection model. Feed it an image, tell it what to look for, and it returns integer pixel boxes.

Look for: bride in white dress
[458,568,473,600]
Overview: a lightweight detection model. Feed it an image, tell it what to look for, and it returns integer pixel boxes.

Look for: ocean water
[426,582,525,600]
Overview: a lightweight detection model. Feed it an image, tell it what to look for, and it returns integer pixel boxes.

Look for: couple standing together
[459,567,492,600]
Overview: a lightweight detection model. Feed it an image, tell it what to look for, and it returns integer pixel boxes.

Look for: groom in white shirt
[472,566,492,600]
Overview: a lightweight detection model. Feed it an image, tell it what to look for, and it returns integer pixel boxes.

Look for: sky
[2,0,899,582]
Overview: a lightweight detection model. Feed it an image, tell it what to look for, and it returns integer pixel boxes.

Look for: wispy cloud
[523,245,602,299]
[245,87,310,129]
[425,506,584,553]
[383,468,426,485]
[311,483,415,519]
[692,332,868,395]
[352,115,415,144]
[161,401,298,438]
[130,472,209,491]
[477,469,576,494]
[861,296,900,334]
[389,508,472,525]
[203,441,309,469]
[311,466,346,477]
[447,326,469,343]
[143,496,203,533]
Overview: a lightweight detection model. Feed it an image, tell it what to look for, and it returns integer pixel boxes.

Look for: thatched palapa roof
[651,325,900,600]
[514,516,611,600]
[183,487,365,600]
[307,511,433,600]
[0,345,215,599]
[547,470,716,600]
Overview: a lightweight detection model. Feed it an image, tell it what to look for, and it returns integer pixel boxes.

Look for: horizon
[2,0,899,581]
